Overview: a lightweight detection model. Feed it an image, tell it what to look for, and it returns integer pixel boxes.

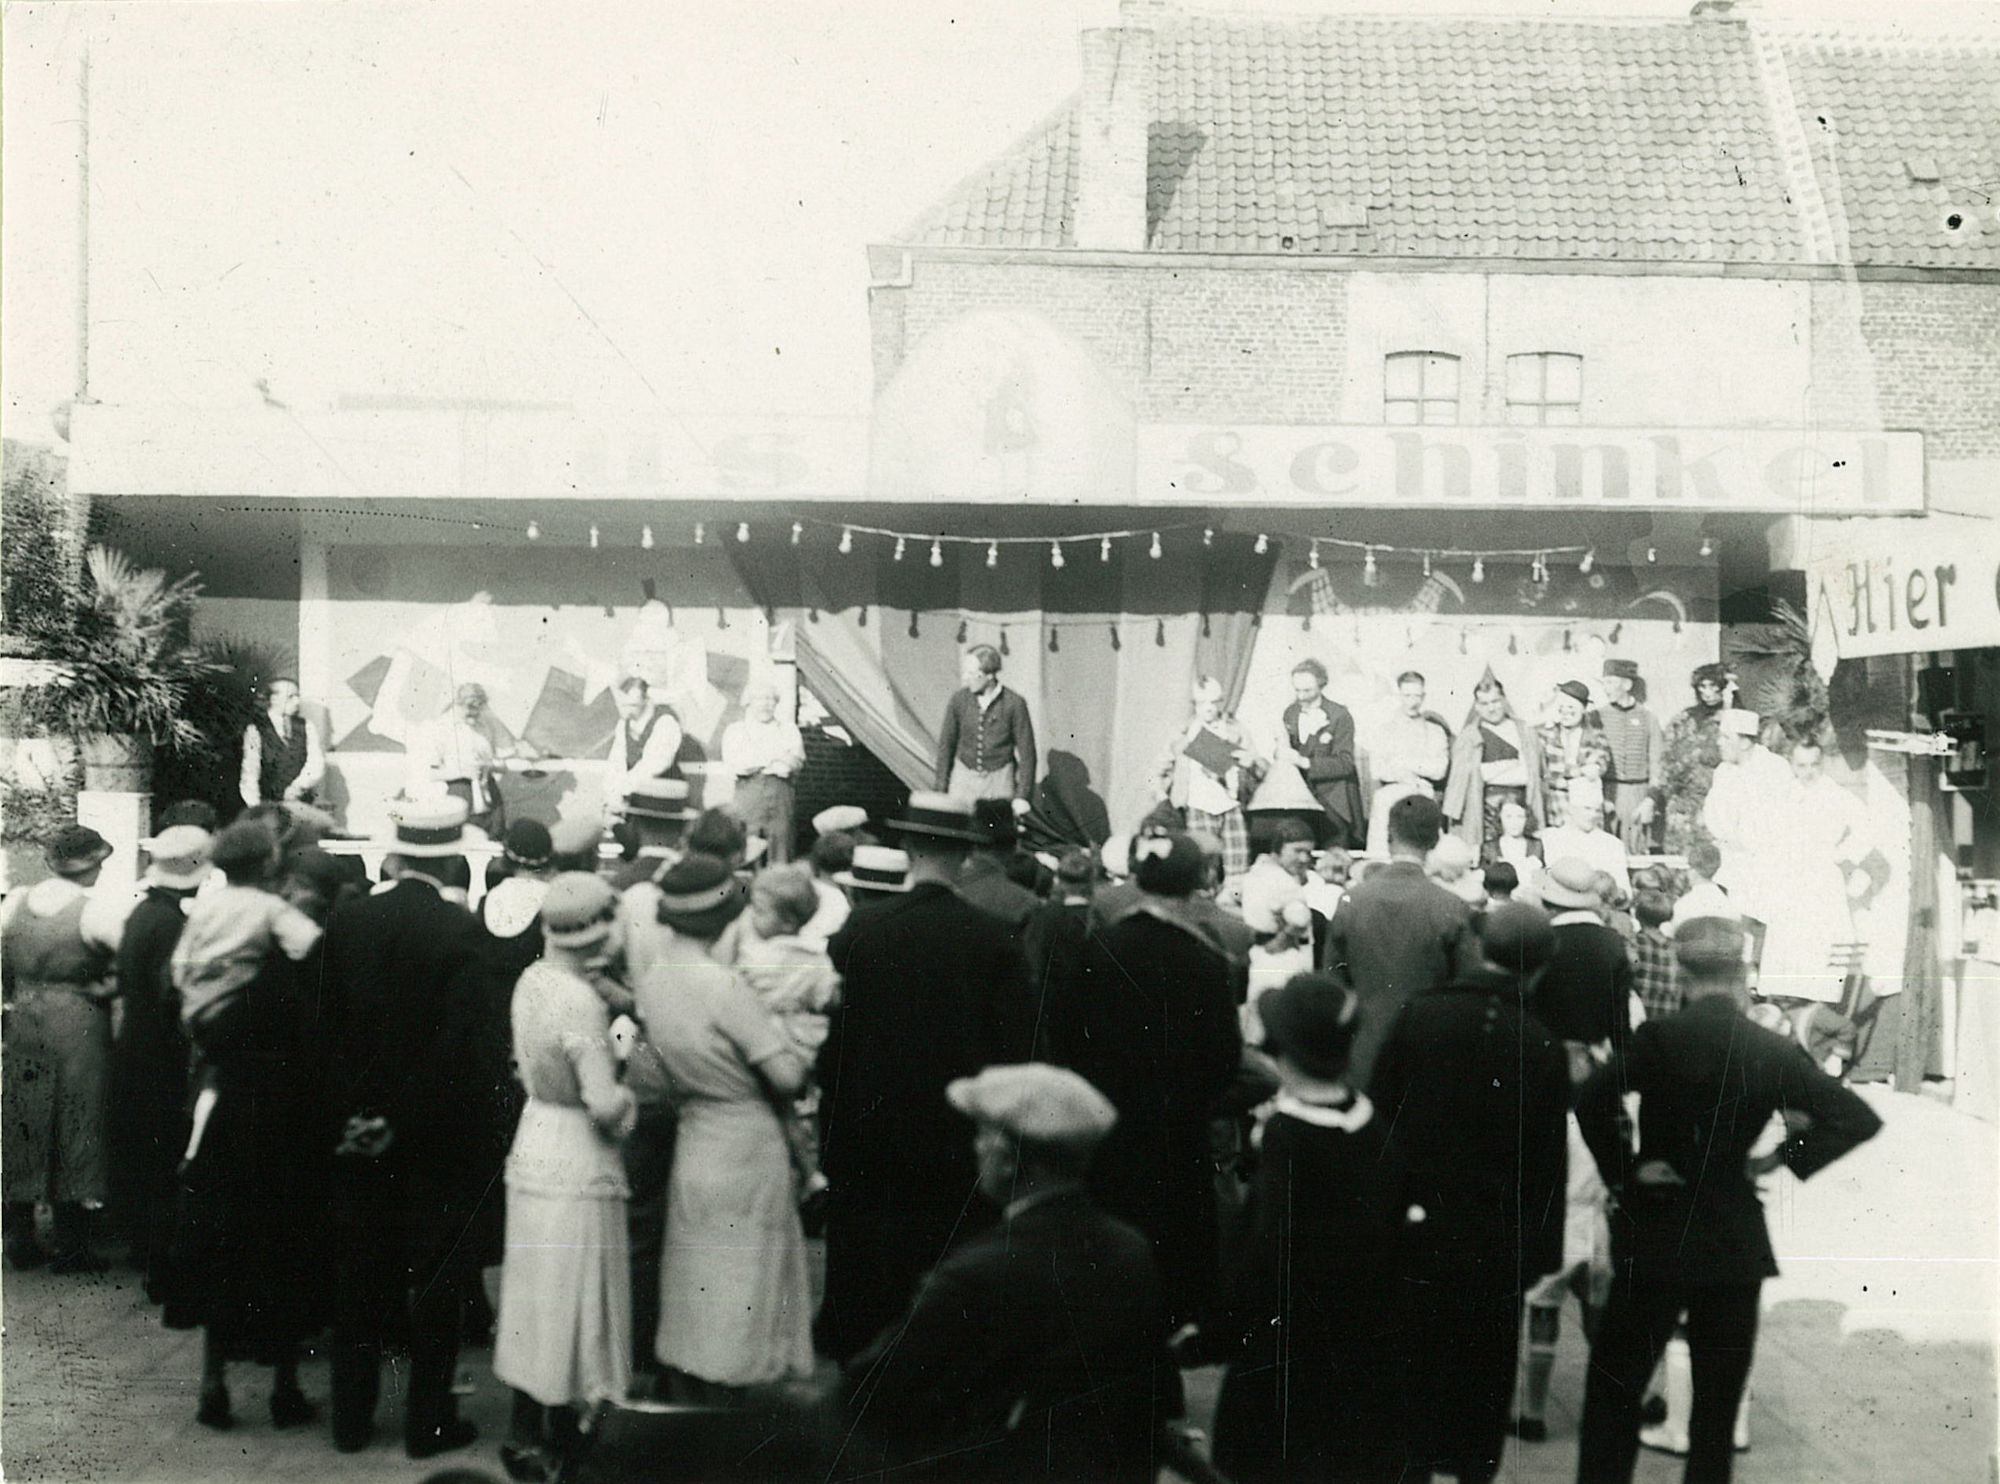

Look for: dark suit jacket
[1281,698,1363,844]
[1322,860,1483,1090]
[842,1188,1168,1484]
[321,878,483,1172]
[1577,994,1883,1284]
[1369,968,1571,1290]
[936,685,1038,798]
[1041,907,1241,1326]
[1534,917,1637,1054]
[957,852,1042,931]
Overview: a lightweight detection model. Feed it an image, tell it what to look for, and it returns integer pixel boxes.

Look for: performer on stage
[1279,660,1363,851]
[1443,674,1547,864]
[239,678,325,809]
[1537,680,1607,832]
[721,677,806,864]
[1598,658,1666,854]
[1757,737,1869,1016]
[1661,663,1732,854]
[1156,676,1263,878]
[600,676,683,824]
[1699,709,1791,913]
[406,683,537,836]
[936,646,1037,807]
[1364,670,1452,857]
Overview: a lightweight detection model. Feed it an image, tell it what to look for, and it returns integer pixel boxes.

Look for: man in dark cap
[1321,793,1482,1090]
[1598,657,1665,854]
[836,1064,1169,1484]
[2,825,128,1272]
[814,792,1038,1362]
[1572,918,1882,1484]
[1041,832,1242,1336]
[957,797,1041,931]
[1370,902,1572,1484]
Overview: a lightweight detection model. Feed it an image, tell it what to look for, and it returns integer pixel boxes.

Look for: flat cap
[947,1064,1117,1149]
[812,805,869,836]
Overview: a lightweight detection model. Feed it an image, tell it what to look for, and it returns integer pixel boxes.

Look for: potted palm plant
[18,545,217,793]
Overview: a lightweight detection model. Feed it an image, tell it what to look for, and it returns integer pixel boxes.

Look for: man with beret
[319,798,486,1458]
[1040,832,1242,1337]
[836,1064,1169,1484]
[2,825,131,1273]
[1572,918,1882,1484]
[1369,903,1571,1484]
[1597,658,1665,854]
[814,792,1039,1362]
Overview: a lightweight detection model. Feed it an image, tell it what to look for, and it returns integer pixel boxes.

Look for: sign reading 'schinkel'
[1142,425,1924,511]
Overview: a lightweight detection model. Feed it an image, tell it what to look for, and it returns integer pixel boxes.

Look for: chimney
[1075,27,1154,251]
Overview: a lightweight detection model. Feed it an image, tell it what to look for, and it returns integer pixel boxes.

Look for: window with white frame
[1505,352,1583,425]
[1383,351,1461,425]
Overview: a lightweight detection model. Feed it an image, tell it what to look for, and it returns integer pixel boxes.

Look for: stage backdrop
[316,543,782,836]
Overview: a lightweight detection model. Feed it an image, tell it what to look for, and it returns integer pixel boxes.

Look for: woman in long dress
[493,873,638,1483]
[637,855,815,1397]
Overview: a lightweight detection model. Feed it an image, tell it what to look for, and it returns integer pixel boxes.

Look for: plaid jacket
[1630,927,1682,1020]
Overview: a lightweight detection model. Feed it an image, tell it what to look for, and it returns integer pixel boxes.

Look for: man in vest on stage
[602,675,684,824]
[240,678,326,809]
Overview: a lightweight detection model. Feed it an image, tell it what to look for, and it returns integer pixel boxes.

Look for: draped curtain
[729,535,1276,844]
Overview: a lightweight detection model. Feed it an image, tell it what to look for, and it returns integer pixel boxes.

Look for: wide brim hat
[1255,973,1360,1081]
[502,819,554,870]
[889,790,985,843]
[140,825,213,889]
[1555,679,1592,705]
[541,871,618,949]
[384,796,470,858]
[832,844,912,893]
[812,804,869,837]
[1540,856,1605,910]
[624,780,698,821]
[45,825,113,878]
[654,854,748,937]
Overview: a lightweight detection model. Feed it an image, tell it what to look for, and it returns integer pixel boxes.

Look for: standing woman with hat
[493,873,639,1483]
[109,824,213,1297]
[2,825,130,1272]
[636,856,815,1399]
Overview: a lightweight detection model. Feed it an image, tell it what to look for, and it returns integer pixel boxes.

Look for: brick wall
[1858,282,2000,457]
[794,724,910,848]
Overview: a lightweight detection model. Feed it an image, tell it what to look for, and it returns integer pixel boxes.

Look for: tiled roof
[1776,32,2000,269]
[900,10,2000,269]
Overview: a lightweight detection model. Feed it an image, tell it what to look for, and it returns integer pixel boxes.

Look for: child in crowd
[1594,870,1639,943]
[170,819,324,1058]
[723,864,841,1210]
[1630,889,1683,1020]
[1667,839,1733,936]
[1205,973,1399,1483]
[1483,861,1519,910]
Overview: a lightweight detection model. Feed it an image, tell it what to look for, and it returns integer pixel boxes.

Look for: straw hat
[833,844,912,893]
[141,825,213,890]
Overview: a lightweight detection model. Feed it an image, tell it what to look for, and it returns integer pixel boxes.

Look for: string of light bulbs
[509,510,1720,580]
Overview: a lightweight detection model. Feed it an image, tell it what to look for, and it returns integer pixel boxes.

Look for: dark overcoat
[1281,698,1365,847]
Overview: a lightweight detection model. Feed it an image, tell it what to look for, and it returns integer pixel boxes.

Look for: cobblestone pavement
[4,1085,1991,1482]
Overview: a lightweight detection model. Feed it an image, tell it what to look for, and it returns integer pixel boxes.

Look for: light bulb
[694,521,705,546]
[1699,536,1714,557]
[1362,548,1380,586]
[1646,545,1658,564]
[838,527,853,554]
[640,524,654,550]
[1471,557,1486,584]
[1254,533,1269,555]
[1050,541,1065,569]
[1149,532,1162,560]
[1100,536,1111,563]
[736,522,749,543]
[893,536,906,562]
[929,539,943,568]
[1422,551,1432,578]
[986,541,999,569]
[1203,527,1214,547]
[526,520,541,541]
[1308,544,1320,569]
[791,521,804,546]
[589,524,600,549]
[1579,548,1595,574]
